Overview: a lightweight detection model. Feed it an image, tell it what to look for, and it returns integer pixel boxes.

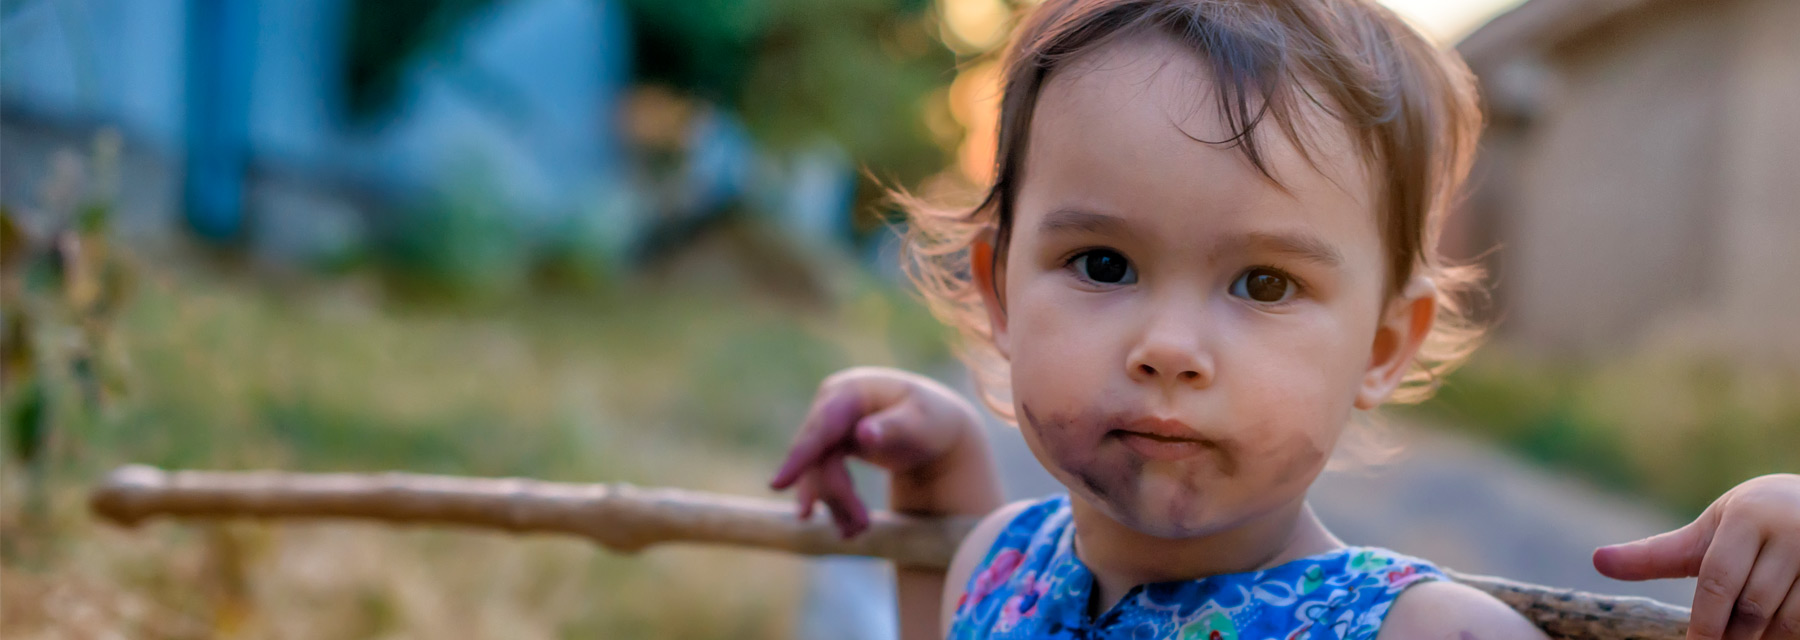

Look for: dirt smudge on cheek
[1268,431,1328,487]
[1204,439,1241,476]
[1021,403,1141,506]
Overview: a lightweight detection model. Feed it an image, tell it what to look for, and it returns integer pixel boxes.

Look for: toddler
[768,1,1800,638]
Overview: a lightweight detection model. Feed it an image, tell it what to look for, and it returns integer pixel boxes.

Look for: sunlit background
[3,0,1795,637]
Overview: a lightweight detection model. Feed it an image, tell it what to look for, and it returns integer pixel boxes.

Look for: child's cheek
[1001,275,1120,417]
[1223,326,1356,491]
[1238,422,1333,494]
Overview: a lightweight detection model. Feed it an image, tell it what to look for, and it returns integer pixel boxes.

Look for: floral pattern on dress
[949,494,1449,640]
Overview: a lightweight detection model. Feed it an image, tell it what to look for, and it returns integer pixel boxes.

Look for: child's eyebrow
[1039,209,1344,269]
[1037,208,1138,238]
[1231,231,1345,268]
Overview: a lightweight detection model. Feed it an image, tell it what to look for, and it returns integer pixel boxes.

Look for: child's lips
[1105,415,1202,460]
[1110,430,1209,460]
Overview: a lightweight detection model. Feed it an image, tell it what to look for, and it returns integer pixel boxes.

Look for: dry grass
[1,248,950,639]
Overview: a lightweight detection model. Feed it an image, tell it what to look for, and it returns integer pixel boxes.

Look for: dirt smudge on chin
[1020,403,1141,507]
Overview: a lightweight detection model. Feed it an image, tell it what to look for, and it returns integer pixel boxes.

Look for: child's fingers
[852,401,939,470]
[1728,539,1800,640]
[1595,516,1712,581]
[1690,517,1762,640]
[818,454,868,538]
[1770,578,1800,640]
[794,469,820,520]
[769,391,864,489]
[1727,539,1797,640]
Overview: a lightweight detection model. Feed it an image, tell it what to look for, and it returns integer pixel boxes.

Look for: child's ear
[1355,276,1437,410]
[971,230,1010,359]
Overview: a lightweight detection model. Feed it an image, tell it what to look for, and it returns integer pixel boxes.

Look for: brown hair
[901,0,1486,419]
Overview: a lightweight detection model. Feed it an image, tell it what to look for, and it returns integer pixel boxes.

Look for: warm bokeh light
[948,61,1003,185]
[1379,0,1527,43]
[940,0,1013,53]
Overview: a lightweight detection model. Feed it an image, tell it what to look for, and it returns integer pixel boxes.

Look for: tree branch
[90,465,1689,640]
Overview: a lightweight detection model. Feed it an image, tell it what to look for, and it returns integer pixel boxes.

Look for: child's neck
[1067,495,1341,619]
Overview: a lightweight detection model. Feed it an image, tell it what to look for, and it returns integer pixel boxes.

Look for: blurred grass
[1,244,953,639]
[1409,348,1800,519]
[10,199,1795,637]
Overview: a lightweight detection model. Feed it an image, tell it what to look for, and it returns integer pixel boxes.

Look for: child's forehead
[1020,32,1380,245]
[1035,31,1371,195]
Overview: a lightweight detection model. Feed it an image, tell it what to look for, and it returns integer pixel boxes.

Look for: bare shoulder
[938,498,1037,636]
[1376,580,1550,640]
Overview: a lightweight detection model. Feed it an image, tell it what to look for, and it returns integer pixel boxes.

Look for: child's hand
[767,367,993,539]
[1593,473,1800,640]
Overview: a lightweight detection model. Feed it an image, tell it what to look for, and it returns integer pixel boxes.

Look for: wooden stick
[90,465,1689,640]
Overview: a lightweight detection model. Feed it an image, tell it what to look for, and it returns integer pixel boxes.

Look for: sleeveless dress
[948,494,1448,640]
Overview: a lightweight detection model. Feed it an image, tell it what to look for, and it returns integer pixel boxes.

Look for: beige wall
[1484,1,1734,353]
[1714,0,1800,363]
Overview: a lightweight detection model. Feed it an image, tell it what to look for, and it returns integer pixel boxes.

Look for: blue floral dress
[949,494,1447,640]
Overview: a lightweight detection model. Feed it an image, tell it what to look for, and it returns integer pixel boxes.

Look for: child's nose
[1125,317,1215,389]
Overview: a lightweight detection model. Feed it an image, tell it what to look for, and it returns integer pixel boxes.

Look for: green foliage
[624,0,772,103]
[341,0,502,124]
[1411,351,1800,518]
[343,0,959,185]
[373,178,532,302]
[1,135,133,471]
[625,0,958,184]
[5,379,47,464]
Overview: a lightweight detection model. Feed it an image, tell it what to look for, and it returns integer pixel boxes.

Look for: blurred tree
[344,0,956,187]
[340,0,501,125]
[623,0,958,238]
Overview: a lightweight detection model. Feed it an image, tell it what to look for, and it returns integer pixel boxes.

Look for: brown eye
[1231,268,1294,303]
[1073,249,1136,285]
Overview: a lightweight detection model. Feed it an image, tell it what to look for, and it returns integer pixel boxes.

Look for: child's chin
[1103,505,1224,539]
[1090,478,1236,539]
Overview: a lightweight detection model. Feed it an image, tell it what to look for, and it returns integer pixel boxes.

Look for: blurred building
[1454,0,1800,364]
[2,0,862,273]
[1,0,636,252]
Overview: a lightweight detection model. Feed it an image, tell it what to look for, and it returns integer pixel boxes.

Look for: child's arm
[1378,580,1550,640]
[768,367,1005,640]
[1593,473,1800,640]
[893,421,1006,640]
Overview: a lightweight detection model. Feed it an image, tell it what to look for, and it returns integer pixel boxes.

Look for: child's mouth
[1109,429,1209,461]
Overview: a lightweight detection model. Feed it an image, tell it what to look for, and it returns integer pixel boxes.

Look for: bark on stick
[90,465,1689,640]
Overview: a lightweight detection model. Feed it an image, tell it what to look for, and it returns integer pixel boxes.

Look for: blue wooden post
[182,0,257,243]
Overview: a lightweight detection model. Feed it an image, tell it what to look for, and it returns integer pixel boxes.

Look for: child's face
[978,33,1431,539]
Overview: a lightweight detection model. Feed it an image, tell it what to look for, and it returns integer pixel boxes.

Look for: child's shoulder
[956,493,1070,562]
[1375,578,1548,640]
[940,496,1052,635]
[1309,546,1546,640]
[945,493,1066,585]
